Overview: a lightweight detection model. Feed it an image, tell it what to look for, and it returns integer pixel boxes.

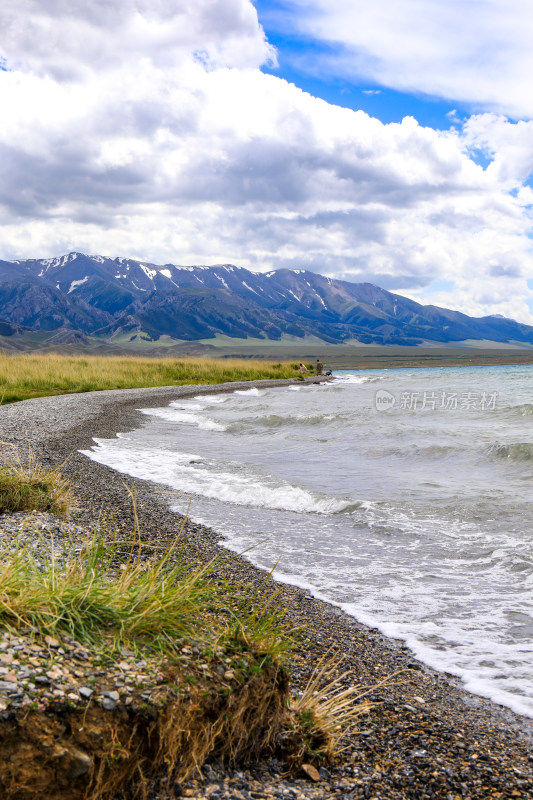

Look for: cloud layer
[1,0,533,323]
[279,0,533,120]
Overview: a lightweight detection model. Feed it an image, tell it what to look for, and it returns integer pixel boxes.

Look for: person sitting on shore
[316,358,324,376]
[299,362,308,378]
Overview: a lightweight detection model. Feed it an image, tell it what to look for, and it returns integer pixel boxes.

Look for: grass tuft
[0,447,70,515]
[218,572,298,663]
[0,526,218,648]
[286,653,373,764]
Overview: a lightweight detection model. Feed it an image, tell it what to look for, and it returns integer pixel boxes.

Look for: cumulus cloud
[0,0,274,76]
[0,0,532,323]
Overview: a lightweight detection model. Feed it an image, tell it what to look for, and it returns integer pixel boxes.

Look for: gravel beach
[1,379,532,799]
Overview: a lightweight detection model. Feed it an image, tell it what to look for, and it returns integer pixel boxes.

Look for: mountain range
[0,251,532,349]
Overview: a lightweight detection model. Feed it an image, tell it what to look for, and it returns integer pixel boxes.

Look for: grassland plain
[0,352,302,405]
[0,382,532,799]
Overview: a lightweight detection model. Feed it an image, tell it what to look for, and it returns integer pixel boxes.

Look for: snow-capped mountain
[1,251,532,346]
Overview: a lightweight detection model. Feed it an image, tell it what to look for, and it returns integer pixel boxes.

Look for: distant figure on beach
[299,362,308,378]
[316,358,324,376]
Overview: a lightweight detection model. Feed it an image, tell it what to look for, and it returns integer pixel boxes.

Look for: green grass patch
[0,515,294,664]
[0,352,300,405]
[0,529,211,647]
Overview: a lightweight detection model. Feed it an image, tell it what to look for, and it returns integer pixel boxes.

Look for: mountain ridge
[0,252,532,348]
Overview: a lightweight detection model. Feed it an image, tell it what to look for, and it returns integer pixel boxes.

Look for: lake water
[82,365,533,718]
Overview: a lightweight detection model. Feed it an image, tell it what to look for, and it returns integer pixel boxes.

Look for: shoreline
[1,379,532,798]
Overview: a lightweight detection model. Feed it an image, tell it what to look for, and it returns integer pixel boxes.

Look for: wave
[370,443,462,461]
[497,403,533,418]
[234,387,265,397]
[411,444,463,459]
[333,374,384,385]
[83,441,354,515]
[139,407,226,431]
[487,442,533,462]
[194,394,230,405]
[228,412,340,431]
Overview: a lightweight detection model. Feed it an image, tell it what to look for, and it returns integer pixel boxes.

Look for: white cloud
[279,0,533,120]
[0,0,274,76]
[0,0,532,323]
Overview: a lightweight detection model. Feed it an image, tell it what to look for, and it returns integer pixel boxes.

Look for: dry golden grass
[0,352,299,404]
[287,653,374,764]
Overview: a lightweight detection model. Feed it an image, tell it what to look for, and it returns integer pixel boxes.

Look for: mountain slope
[0,252,531,347]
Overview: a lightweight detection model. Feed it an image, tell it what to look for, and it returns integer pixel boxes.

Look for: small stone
[224,670,236,680]
[35,675,50,685]
[44,635,60,649]
[63,747,94,779]
[79,687,93,699]
[301,764,321,782]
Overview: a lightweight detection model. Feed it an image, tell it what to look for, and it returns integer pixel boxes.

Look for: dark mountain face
[0,251,532,346]
[0,281,111,332]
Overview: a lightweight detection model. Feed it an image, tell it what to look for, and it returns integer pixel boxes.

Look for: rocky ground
[0,379,532,799]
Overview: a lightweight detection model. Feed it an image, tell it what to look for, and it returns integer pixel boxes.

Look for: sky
[1,1,533,323]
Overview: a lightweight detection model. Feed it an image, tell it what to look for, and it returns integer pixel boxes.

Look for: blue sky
[1,0,533,324]
[254,0,462,129]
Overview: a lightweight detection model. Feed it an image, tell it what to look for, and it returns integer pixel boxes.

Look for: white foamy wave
[339,602,533,718]
[194,394,230,404]
[332,374,369,384]
[168,401,207,411]
[82,440,352,515]
[139,407,226,431]
[234,387,265,396]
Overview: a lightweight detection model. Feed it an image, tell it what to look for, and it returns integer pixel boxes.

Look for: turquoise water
[83,365,533,718]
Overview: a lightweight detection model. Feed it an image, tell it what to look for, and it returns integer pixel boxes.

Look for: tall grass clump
[0,352,300,404]
[0,448,70,514]
[286,653,374,764]
[218,573,298,663]
[0,527,219,648]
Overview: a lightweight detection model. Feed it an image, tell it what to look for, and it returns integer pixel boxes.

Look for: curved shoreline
[1,380,532,798]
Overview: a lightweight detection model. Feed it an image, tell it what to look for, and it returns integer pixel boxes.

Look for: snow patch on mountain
[68,276,89,294]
